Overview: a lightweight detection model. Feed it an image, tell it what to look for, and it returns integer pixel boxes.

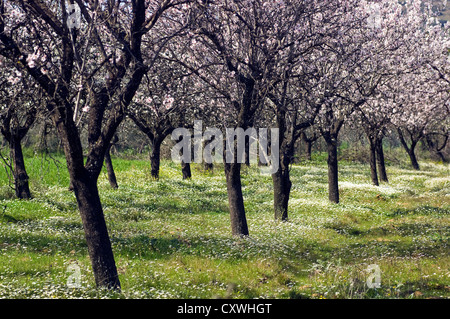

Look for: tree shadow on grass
[388,205,450,217]
[105,197,229,222]
[0,231,87,255]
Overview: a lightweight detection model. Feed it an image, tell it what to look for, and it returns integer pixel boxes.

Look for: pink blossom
[7,76,20,85]
[163,95,174,109]
[26,49,41,68]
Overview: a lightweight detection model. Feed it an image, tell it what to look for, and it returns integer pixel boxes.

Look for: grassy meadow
[0,150,448,299]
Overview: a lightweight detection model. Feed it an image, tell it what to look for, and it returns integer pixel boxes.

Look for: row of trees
[0,0,448,290]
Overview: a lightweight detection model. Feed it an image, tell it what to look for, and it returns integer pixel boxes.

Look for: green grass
[0,152,449,299]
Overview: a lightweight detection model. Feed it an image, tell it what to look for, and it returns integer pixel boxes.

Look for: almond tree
[299,129,320,161]
[388,3,450,170]
[393,68,449,170]
[0,0,187,290]
[264,0,395,218]
[128,57,200,179]
[359,0,449,177]
[425,124,449,163]
[172,0,282,236]
[172,0,345,230]
[306,0,390,201]
[262,0,347,220]
[310,0,448,200]
[309,37,364,203]
[351,0,420,185]
[0,60,39,199]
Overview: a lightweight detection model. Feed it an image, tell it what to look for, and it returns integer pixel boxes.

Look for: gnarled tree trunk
[0,108,36,200]
[150,137,163,179]
[368,137,379,186]
[71,173,120,289]
[300,131,318,161]
[104,144,118,189]
[10,135,31,199]
[375,137,388,183]
[52,105,121,291]
[181,161,191,179]
[398,128,421,170]
[407,145,420,170]
[224,162,249,236]
[426,133,448,163]
[324,134,339,203]
[272,130,294,221]
[272,165,291,221]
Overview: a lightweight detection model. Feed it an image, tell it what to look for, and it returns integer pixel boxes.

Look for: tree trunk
[435,151,448,163]
[375,138,388,183]
[369,138,379,186]
[426,134,448,163]
[71,174,120,290]
[150,138,162,179]
[203,161,214,172]
[300,131,314,161]
[181,161,191,180]
[272,166,291,221]
[244,135,251,167]
[224,162,249,236]
[398,128,420,170]
[50,103,121,291]
[326,137,339,203]
[104,145,118,189]
[305,140,312,161]
[408,142,420,170]
[10,136,31,199]
[202,139,214,172]
[272,135,294,221]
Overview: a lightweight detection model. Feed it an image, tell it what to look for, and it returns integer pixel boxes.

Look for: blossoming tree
[0,0,187,290]
[0,58,40,199]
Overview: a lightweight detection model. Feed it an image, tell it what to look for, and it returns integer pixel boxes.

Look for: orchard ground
[0,150,448,299]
